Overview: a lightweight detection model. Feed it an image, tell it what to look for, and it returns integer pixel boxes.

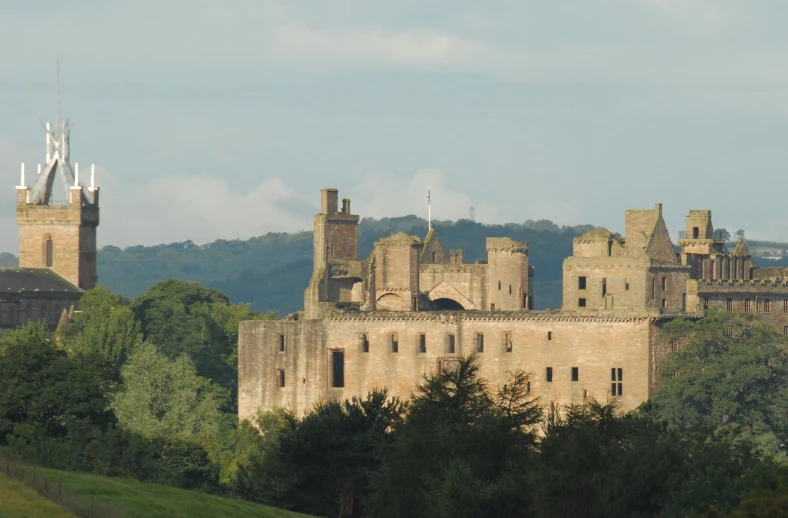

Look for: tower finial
[56,57,62,130]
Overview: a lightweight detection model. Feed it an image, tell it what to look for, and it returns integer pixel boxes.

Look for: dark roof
[0,268,81,294]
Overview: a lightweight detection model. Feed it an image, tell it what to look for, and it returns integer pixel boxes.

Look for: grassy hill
[0,472,76,517]
[8,464,311,518]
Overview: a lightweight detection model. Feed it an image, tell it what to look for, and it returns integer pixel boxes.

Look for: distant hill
[93,216,592,314]
[0,216,594,314]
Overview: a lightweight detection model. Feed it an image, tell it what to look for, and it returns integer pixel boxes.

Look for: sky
[1,0,787,251]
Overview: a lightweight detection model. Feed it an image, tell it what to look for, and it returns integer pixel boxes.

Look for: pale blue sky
[1,0,787,249]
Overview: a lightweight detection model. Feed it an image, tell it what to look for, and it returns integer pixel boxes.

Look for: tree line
[1,281,788,517]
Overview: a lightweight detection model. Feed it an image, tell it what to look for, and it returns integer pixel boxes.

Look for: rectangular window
[331,351,344,388]
[571,367,579,382]
[509,285,512,295]
[46,238,53,268]
[418,333,426,354]
[578,276,587,290]
[611,368,623,396]
[727,299,733,312]
[745,299,752,312]
[277,369,285,388]
[578,298,587,308]
[693,227,699,239]
[625,278,630,291]
[671,339,678,352]
[526,381,531,394]
[757,300,762,313]
[361,333,369,353]
[546,367,553,382]
[476,333,484,353]
[661,299,667,309]
[661,277,667,291]
[498,281,502,290]
[447,334,456,354]
[785,300,788,313]
[765,299,771,313]
[602,278,607,297]
[703,298,710,310]
[390,334,399,353]
[784,326,788,336]
[682,293,687,311]
[651,279,656,300]
[504,332,513,353]
[491,303,496,311]
[547,331,552,341]
[278,334,285,352]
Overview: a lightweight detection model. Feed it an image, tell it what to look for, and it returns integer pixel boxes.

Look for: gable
[645,215,678,264]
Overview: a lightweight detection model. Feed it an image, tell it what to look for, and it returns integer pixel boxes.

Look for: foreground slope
[0,472,76,518]
[22,466,311,518]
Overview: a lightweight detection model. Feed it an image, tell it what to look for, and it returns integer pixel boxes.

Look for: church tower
[15,68,99,290]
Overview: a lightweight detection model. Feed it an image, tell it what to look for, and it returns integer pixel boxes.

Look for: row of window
[277,363,624,396]
[357,331,553,355]
[720,298,787,313]
[578,276,627,293]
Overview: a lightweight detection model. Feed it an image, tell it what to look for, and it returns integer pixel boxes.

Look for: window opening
[491,303,496,311]
[447,334,456,354]
[476,333,484,353]
[671,339,678,352]
[765,299,771,313]
[419,333,426,354]
[432,251,437,262]
[546,367,553,382]
[46,238,53,268]
[571,367,579,382]
[607,241,613,256]
[611,368,623,396]
[661,277,667,291]
[602,278,607,297]
[661,299,667,309]
[547,331,552,341]
[625,278,630,291]
[744,299,752,312]
[504,332,512,353]
[703,298,709,310]
[391,334,399,353]
[498,281,501,290]
[578,298,587,308]
[331,351,344,388]
[578,276,587,290]
[650,279,656,300]
[727,299,733,312]
[278,334,285,352]
[509,285,512,295]
[278,369,285,388]
[692,227,699,239]
[526,381,531,394]
[361,333,369,353]
[682,293,686,311]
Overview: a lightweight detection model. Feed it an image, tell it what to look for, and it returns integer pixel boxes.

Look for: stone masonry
[238,189,788,421]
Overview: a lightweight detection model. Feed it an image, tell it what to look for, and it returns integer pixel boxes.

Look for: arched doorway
[433,298,465,310]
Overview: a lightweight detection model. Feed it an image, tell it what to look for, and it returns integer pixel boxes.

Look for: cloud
[272,25,495,69]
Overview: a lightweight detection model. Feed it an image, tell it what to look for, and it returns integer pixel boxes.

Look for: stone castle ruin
[238,188,788,419]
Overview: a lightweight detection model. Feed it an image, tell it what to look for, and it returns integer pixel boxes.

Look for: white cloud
[273,25,494,68]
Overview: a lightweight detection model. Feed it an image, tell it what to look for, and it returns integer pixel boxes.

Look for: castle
[3,112,99,328]
[238,188,788,419]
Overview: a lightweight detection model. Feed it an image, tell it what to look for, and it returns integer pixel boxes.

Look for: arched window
[46,237,53,267]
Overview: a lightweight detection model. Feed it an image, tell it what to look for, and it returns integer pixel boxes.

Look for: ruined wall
[420,264,487,310]
[239,313,660,421]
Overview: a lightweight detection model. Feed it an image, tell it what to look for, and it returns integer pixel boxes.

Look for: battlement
[486,237,528,253]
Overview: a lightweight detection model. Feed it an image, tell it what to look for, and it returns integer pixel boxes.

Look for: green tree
[58,286,142,382]
[367,355,541,518]
[246,391,403,518]
[643,308,788,458]
[111,343,222,453]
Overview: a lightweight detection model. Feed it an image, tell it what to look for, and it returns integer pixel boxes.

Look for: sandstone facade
[238,190,788,420]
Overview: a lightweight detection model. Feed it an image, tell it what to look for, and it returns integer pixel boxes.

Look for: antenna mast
[56,57,62,131]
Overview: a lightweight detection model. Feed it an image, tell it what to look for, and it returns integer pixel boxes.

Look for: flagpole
[428,186,431,231]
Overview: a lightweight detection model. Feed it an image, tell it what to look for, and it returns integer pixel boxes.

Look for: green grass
[18,466,311,518]
[0,472,76,518]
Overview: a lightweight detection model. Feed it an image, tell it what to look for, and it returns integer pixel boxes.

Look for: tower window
[277,369,285,388]
[693,227,699,239]
[278,334,285,352]
[447,334,456,354]
[432,251,437,262]
[498,281,501,290]
[625,278,630,291]
[547,331,552,341]
[602,278,607,297]
[650,279,656,300]
[571,367,579,382]
[509,285,512,295]
[578,298,587,307]
[703,298,709,310]
[661,299,667,309]
[546,367,553,382]
[504,332,512,353]
[578,277,587,290]
[46,237,53,268]
[611,368,623,396]
[418,333,426,353]
[475,333,484,353]
[661,277,667,291]
[390,334,399,353]
[331,351,344,388]
[360,333,369,353]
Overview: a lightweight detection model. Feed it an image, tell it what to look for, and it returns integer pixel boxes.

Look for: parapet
[485,237,528,253]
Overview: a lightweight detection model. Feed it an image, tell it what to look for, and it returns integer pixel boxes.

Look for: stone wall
[238,312,661,420]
